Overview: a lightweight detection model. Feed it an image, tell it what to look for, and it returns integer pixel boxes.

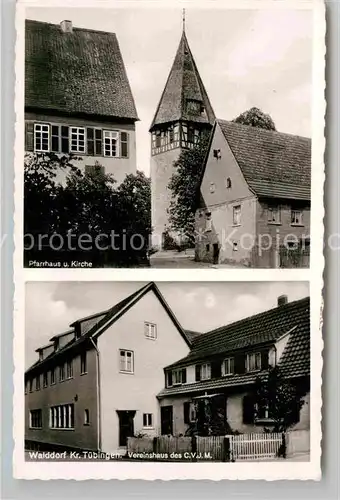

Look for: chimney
[277,295,288,307]
[60,20,73,33]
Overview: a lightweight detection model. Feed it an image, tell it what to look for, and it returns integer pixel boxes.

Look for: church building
[150,25,215,248]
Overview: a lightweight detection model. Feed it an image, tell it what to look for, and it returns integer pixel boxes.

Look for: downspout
[89,337,101,452]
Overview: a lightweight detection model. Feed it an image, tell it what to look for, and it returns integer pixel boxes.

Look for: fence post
[222,437,230,462]
[153,437,158,454]
[281,433,286,459]
[191,435,197,462]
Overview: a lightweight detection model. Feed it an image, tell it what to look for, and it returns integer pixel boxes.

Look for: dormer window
[186,99,204,115]
[245,352,261,372]
[222,357,234,376]
[167,368,186,387]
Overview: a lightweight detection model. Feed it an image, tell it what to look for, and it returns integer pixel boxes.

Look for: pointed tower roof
[150,30,215,131]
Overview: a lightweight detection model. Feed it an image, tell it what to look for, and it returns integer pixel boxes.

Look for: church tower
[150,17,215,249]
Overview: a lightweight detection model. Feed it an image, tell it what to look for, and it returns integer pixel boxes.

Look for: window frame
[80,351,87,375]
[119,349,134,374]
[69,126,86,154]
[142,413,153,428]
[84,409,90,426]
[103,129,120,157]
[50,367,56,385]
[245,352,262,372]
[30,409,43,429]
[144,322,157,340]
[268,205,281,224]
[43,372,48,388]
[66,359,73,379]
[291,209,303,226]
[34,123,50,152]
[59,364,65,382]
[232,204,241,226]
[222,357,234,376]
[35,375,41,391]
[49,404,75,430]
[200,363,211,381]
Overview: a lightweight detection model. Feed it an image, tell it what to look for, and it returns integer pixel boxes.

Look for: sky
[26,5,312,175]
[25,281,309,368]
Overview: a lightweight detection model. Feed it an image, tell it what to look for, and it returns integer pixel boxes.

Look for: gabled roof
[150,31,215,130]
[25,19,138,121]
[212,120,311,201]
[185,330,203,342]
[25,282,191,376]
[159,297,310,397]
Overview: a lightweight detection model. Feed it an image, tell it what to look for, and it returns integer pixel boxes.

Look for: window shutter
[61,126,69,153]
[120,131,129,158]
[211,360,221,379]
[95,129,103,155]
[261,350,269,370]
[25,122,34,151]
[183,402,190,424]
[195,365,201,382]
[87,128,94,155]
[181,368,187,384]
[242,395,255,424]
[167,371,172,387]
[234,354,245,374]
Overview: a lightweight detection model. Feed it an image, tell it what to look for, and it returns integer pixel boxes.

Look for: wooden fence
[228,433,283,461]
[127,433,284,462]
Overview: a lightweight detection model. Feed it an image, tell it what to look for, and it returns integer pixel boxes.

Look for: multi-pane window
[104,130,119,157]
[49,404,74,429]
[222,357,234,376]
[152,124,180,154]
[30,409,42,428]
[50,368,56,385]
[59,364,65,382]
[29,122,129,156]
[70,127,85,153]
[119,349,134,373]
[144,322,157,340]
[80,352,87,374]
[143,413,153,428]
[291,209,303,225]
[233,205,241,225]
[182,123,200,148]
[268,206,281,223]
[34,123,49,152]
[43,372,48,388]
[172,368,187,385]
[35,375,41,391]
[29,379,33,392]
[246,352,262,372]
[66,360,73,379]
[200,363,211,380]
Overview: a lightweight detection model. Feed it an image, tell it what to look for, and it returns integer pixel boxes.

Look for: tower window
[186,99,204,115]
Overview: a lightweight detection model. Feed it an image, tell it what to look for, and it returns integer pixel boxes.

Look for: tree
[24,153,151,266]
[232,107,276,131]
[254,366,305,433]
[168,136,209,243]
[24,152,81,235]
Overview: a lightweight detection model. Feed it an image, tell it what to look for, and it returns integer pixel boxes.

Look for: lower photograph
[24,280,311,468]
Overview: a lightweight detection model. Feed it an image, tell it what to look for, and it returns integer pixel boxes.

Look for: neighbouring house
[25,19,138,185]
[157,294,310,438]
[150,27,215,249]
[25,282,191,454]
[195,120,311,268]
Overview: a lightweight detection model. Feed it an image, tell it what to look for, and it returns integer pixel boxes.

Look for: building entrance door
[160,406,173,435]
[116,410,136,447]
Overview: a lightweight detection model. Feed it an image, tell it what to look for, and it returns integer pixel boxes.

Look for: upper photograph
[23,6,312,269]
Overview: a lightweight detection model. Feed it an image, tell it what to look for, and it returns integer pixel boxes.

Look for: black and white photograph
[24,281,310,462]
[22,3,314,269]
[12,0,324,482]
